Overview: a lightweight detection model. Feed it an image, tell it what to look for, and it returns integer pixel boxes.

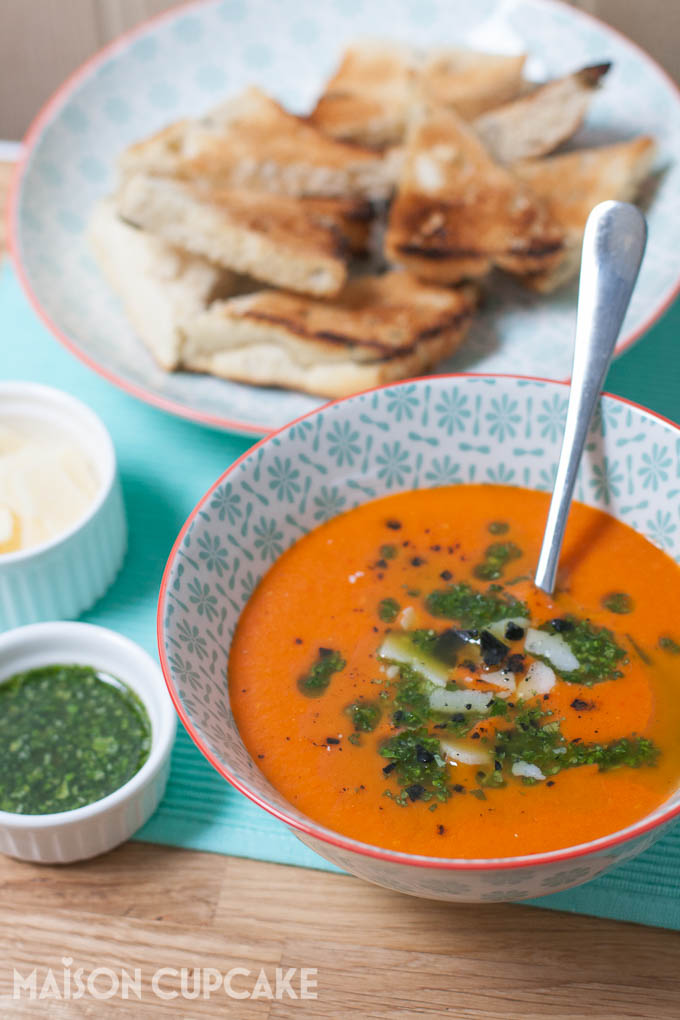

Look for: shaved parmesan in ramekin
[517,660,556,698]
[429,688,494,714]
[512,761,546,781]
[440,738,491,767]
[524,627,579,672]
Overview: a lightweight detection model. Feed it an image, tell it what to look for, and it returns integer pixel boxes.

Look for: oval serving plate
[10,0,680,436]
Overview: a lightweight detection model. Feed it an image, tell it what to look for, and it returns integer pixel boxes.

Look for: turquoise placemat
[4,258,680,925]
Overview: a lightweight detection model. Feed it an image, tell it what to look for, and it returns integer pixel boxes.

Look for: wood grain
[1,168,680,1019]
[0,842,679,1018]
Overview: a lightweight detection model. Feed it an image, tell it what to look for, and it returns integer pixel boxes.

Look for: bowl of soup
[158,374,680,901]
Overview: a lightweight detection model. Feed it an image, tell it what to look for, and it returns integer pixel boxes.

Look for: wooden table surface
[1,162,679,1018]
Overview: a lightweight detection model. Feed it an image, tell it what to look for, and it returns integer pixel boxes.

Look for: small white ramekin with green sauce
[0,622,176,863]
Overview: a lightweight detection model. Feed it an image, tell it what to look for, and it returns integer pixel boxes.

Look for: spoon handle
[534,201,647,595]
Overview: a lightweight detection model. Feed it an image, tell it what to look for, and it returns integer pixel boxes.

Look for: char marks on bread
[90,39,655,398]
[384,102,565,284]
[310,41,527,147]
[182,272,478,398]
[513,135,656,292]
[117,174,353,297]
[121,86,397,200]
[474,62,611,164]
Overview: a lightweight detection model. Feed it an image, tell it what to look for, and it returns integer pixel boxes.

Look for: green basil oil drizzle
[293,520,660,808]
[378,598,400,623]
[425,582,528,629]
[473,541,523,581]
[539,618,627,685]
[602,591,634,614]
[0,665,151,815]
[298,648,346,696]
[346,699,382,733]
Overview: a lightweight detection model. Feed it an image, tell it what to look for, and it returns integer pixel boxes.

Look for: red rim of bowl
[157,371,680,872]
[7,0,680,437]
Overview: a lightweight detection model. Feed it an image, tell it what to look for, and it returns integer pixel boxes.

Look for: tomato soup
[229,485,680,858]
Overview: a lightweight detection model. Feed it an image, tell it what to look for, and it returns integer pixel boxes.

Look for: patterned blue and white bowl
[158,374,680,901]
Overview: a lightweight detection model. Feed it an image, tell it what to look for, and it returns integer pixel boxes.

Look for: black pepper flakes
[440,569,453,581]
[406,783,425,802]
[386,519,402,530]
[480,629,509,667]
[570,698,594,711]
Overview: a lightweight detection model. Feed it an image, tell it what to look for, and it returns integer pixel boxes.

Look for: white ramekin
[0,622,176,863]
[0,382,126,628]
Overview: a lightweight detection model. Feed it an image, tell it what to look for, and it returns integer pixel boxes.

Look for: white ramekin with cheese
[0,382,126,627]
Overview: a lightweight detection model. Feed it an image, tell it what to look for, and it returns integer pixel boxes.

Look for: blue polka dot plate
[9,0,680,435]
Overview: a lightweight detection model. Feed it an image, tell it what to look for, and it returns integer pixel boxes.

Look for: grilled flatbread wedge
[88,198,243,370]
[384,104,564,283]
[117,174,357,297]
[310,40,417,148]
[514,135,656,292]
[421,48,526,120]
[301,196,375,255]
[310,42,526,148]
[182,271,477,398]
[475,63,611,164]
[120,87,396,200]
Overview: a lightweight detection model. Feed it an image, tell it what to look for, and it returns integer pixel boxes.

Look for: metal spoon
[534,201,647,595]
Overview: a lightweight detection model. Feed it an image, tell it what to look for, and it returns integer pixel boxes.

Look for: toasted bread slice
[310,41,418,147]
[475,63,611,163]
[310,43,526,148]
[117,174,355,297]
[121,87,396,200]
[182,272,477,398]
[119,119,190,178]
[421,48,526,120]
[88,198,242,370]
[301,196,375,255]
[384,104,564,283]
[514,136,656,292]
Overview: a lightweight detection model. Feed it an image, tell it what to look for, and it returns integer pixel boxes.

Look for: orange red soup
[229,485,680,858]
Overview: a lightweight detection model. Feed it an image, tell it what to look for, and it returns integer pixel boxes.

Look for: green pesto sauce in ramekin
[0,664,151,814]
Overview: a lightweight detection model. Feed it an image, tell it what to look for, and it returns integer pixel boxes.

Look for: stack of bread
[90,41,655,398]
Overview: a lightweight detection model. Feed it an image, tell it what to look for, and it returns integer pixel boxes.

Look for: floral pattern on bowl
[158,375,680,902]
[12,0,680,433]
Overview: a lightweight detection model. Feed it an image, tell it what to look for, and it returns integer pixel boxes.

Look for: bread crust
[514,135,656,291]
[475,63,611,164]
[385,104,564,283]
[182,272,478,397]
[117,175,352,297]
